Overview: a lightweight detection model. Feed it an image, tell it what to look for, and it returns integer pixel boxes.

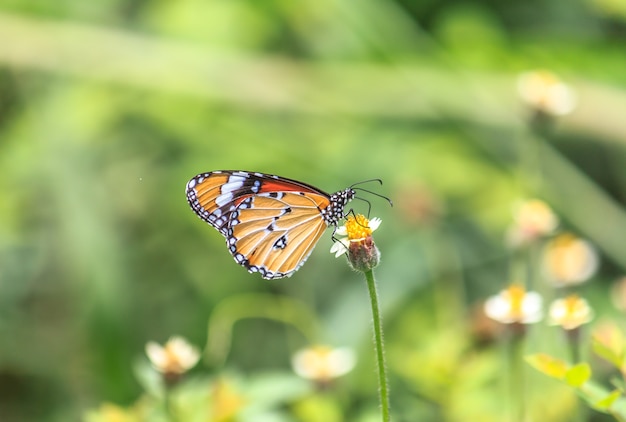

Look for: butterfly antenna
[352,187,393,207]
[352,196,373,218]
[350,178,383,188]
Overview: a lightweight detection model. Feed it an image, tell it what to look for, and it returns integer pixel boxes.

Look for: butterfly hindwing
[229,192,329,278]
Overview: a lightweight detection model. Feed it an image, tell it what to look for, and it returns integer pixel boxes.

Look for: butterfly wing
[186,171,332,279]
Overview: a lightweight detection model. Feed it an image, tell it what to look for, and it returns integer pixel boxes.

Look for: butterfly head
[322,188,356,226]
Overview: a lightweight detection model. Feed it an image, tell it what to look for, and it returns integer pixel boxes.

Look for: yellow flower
[517,70,577,116]
[331,215,381,256]
[484,284,543,324]
[330,215,381,272]
[211,379,246,422]
[87,403,137,422]
[506,199,558,247]
[542,233,599,287]
[548,295,594,330]
[145,336,200,377]
[291,345,356,383]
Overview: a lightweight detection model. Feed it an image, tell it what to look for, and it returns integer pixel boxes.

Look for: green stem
[508,327,525,422]
[567,327,581,363]
[164,385,175,422]
[364,269,391,422]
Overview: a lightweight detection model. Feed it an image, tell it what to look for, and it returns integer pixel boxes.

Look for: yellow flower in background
[211,379,246,422]
[542,233,599,287]
[145,336,200,376]
[291,345,356,383]
[484,284,543,324]
[87,403,138,422]
[548,295,594,330]
[507,199,559,247]
[517,70,577,116]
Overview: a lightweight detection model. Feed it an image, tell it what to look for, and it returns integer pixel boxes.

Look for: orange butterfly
[186,170,358,279]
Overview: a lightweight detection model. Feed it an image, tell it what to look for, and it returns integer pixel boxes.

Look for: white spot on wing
[222,176,246,192]
[216,192,233,207]
[216,175,247,206]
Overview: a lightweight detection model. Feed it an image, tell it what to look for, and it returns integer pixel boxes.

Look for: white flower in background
[145,336,200,375]
[507,199,559,247]
[291,345,356,383]
[484,284,543,324]
[517,70,577,116]
[542,233,599,287]
[548,295,594,330]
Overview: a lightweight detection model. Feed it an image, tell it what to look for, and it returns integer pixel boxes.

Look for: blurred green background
[1,0,626,421]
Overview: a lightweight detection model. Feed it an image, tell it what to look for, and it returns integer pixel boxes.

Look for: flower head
[89,403,136,422]
[517,70,577,116]
[484,284,543,324]
[506,199,558,247]
[542,233,599,287]
[548,295,594,330]
[291,345,356,384]
[330,215,381,272]
[145,336,200,383]
[211,379,246,422]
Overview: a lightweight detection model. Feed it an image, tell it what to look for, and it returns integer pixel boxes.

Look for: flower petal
[145,342,167,370]
[335,226,348,236]
[369,217,382,231]
[330,239,349,257]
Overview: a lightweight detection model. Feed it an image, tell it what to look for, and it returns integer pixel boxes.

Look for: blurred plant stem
[566,327,582,364]
[512,242,547,302]
[566,328,587,422]
[519,122,544,195]
[428,226,465,329]
[164,388,176,422]
[508,326,526,422]
[364,269,391,422]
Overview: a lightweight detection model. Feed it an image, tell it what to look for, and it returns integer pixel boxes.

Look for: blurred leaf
[526,354,568,380]
[244,372,312,411]
[592,324,626,369]
[593,390,622,411]
[293,394,342,422]
[587,0,626,20]
[133,359,165,399]
[577,380,626,417]
[84,403,143,422]
[611,376,626,392]
[565,363,591,387]
[611,397,626,421]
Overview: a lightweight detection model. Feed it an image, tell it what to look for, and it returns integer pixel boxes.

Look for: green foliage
[526,354,569,380]
[1,0,626,421]
[593,324,626,370]
[528,323,626,420]
[565,363,592,388]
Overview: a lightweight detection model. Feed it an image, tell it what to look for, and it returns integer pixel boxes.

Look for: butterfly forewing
[186,170,347,279]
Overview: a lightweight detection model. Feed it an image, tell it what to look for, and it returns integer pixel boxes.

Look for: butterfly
[186,170,372,279]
